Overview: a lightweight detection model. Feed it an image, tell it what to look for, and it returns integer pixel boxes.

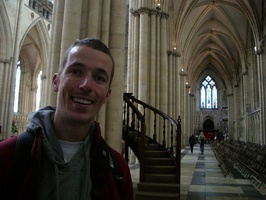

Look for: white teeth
[73,97,92,105]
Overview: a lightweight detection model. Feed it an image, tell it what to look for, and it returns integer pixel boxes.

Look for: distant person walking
[198,132,206,154]
[189,134,196,153]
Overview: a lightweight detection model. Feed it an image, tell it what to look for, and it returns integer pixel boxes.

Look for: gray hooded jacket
[27,106,93,200]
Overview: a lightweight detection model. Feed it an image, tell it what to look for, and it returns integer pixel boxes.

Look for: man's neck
[52,115,94,142]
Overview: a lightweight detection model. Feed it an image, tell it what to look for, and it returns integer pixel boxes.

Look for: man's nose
[79,75,93,90]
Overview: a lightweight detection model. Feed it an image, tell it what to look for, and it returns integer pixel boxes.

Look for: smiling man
[52,42,113,142]
[0,38,133,200]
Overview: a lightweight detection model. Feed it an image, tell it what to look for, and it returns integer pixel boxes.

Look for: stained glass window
[200,75,218,109]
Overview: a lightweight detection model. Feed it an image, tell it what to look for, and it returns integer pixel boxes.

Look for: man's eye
[95,75,107,83]
[71,70,82,75]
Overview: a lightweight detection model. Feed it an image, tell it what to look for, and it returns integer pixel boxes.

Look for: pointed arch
[200,75,218,109]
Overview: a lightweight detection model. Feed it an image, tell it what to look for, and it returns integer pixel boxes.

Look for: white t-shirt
[58,139,83,162]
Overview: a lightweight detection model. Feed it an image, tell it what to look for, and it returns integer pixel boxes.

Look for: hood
[26,106,56,135]
[26,106,65,165]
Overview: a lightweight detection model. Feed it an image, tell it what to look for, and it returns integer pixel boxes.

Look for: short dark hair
[58,37,115,86]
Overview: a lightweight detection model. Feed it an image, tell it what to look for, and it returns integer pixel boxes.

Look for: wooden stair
[135,143,180,200]
[122,93,181,199]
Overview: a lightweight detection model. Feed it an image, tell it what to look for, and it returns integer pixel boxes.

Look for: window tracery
[200,75,218,109]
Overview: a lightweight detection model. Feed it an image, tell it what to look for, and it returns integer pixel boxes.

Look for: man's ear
[104,89,112,104]
[52,73,59,92]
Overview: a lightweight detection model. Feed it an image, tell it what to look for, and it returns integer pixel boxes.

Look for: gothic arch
[16,19,50,116]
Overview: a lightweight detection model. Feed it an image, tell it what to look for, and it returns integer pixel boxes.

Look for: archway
[203,118,214,130]
[199,118,221,143]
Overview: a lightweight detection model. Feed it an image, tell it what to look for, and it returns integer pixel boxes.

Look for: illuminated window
[36,70,42,110]
[13,61,21,113]
[200,75,217,109]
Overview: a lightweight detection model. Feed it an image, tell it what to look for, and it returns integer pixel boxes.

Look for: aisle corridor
[130,144,266,200]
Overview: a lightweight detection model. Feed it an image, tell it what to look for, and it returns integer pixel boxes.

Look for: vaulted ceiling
[171,0,263,92]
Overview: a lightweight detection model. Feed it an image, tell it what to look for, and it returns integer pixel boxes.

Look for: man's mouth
[72,97,93,105]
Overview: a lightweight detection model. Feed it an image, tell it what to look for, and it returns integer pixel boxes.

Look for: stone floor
[129,144,266,200]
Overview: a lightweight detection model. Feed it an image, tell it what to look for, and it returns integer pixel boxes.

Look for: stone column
[126,2,138,164]
[260,3,266,144]
[0,64,6,139]
[127,4,134,92]
[227,93,234,140]
[47,0,65,105]
[242,71,249,141]
[150,12,156,107]
[159,14,168,114]
[47,0,82,106]
[189,93,195,136]
[105,0,127,152]
[132,12,140,96]
[233,83,240,139]
[256,49,266,144]
[184,81,190,143]
[2,0,24,139]
[94,1,111,139]
[60,0,82,57]
[138,8,149,103]
[157,14,168,143]
[148,11,157,135]
[172,53,176,120]
[156,11,161,110]
[87,1,103,37]
[179,70,186,146]
[168,51,173,119]
[0,61,13,139]
[175,54,179,119]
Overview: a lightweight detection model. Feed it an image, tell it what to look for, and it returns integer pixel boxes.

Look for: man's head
[52,38,114,126]
[59,38,115,86]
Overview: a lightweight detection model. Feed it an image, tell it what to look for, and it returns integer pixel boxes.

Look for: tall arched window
[36,70,42,110]
[13,61,21,113]
[200,75,217,109]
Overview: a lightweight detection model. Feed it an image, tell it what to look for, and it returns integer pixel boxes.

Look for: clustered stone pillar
[128,1,170,142]
[0,60,13,139]
[179,70,186,146]
[167,50,180,143]
[126,0,176,161]
[256,48,266,144]
[46,0,65,106]
[138,8,149,104]
[47,0,127,152]
[104,0,127,152]
[227,93,234,140]
[242,71,249,141]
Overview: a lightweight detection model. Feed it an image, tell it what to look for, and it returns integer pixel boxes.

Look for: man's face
[52,45,112,124]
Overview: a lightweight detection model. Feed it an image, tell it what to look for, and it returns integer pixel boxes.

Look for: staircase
[135,143,180,200]
[122,93,181,200]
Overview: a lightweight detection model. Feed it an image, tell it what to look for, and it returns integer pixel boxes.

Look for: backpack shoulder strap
[6,131,34,199]
[91,137,123,199]
[14,131,34,167]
